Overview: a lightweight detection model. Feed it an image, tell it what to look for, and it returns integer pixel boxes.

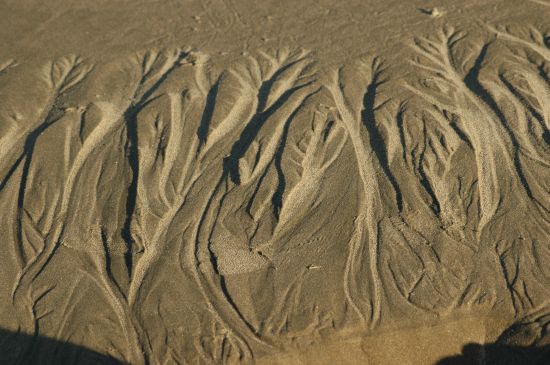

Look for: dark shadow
[434,342,550,365]
[462,41,535,200]
[361,58,403,213]
[121,51,189,278]
[0,328,129,365]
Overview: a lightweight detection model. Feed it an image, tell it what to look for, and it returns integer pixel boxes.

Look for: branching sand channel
[0,22,549,365]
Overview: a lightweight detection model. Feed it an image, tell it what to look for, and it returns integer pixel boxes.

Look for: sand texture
[0,0,549,364]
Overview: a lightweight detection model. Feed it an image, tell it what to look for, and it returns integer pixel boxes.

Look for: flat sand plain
[0,0,549,364]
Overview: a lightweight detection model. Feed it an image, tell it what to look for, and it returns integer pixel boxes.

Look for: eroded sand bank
[1,1,549,364]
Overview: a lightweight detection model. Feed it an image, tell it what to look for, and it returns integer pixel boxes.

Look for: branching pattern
[1,24,549,364]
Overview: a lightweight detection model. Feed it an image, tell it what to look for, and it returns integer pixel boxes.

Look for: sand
[0,0,549,364]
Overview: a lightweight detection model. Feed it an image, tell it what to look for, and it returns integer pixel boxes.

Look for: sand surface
[1,0,549,364]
